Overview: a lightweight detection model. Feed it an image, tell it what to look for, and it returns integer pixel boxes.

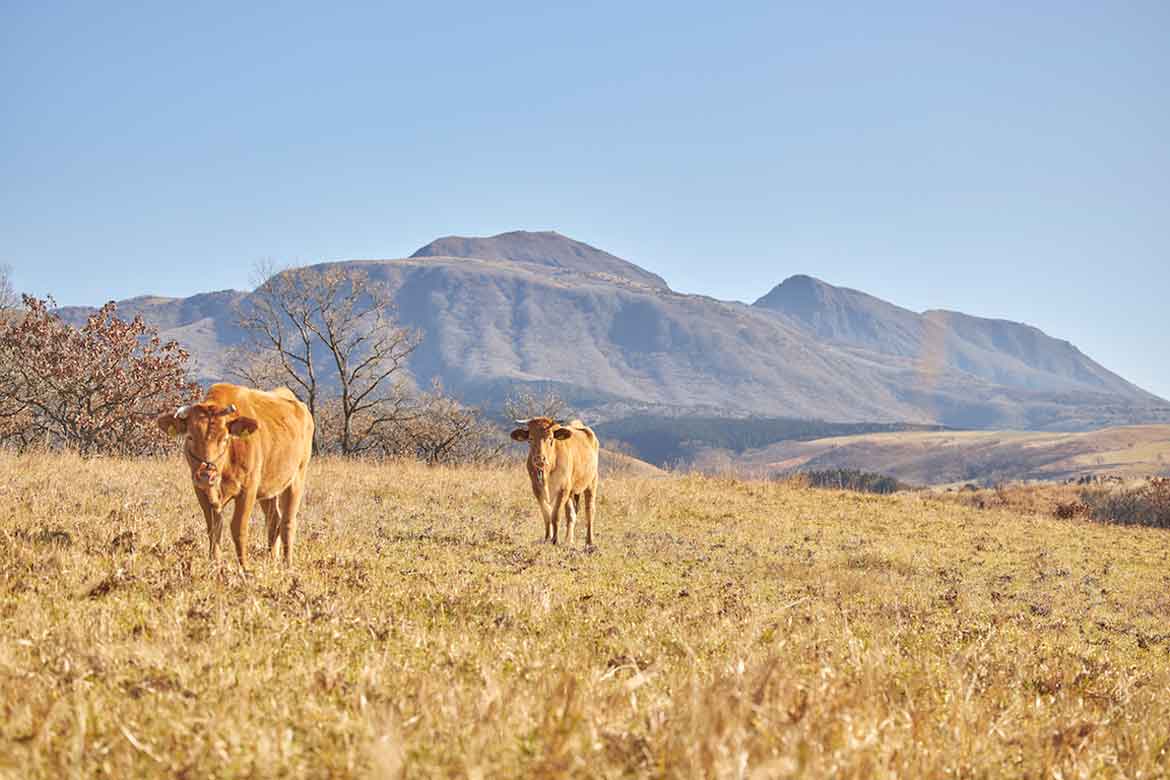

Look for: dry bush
[1080,477,1170,528]
[0,296,199,454]
[940,481,1085,516]
[1053,500,1088,520]
[313,382,506,465]
[799,468,908,494]
[947,479,1170,530]
[3,452,1170,777]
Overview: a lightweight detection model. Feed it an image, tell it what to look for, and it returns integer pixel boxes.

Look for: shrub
[799,468,909,494]
[1079,478,1170,528]
[1053,501,1088,519]
[0,296,199,455]
[315,382,506,465]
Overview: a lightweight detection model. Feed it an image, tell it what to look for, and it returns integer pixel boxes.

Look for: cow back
[205,383,314,496]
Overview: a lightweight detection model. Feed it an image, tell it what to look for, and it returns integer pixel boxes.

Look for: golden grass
[935,482,1088,518]
[2,451,1170,778]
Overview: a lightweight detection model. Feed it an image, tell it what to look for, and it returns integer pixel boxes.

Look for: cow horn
[175,405,192,419]
[513,418,531,425]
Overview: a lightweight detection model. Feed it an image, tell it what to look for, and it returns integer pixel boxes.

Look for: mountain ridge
[753,273,1153,401]
[54,231,1169,431]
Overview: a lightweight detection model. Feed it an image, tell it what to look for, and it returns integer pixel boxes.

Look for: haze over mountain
[57,231,1169,431]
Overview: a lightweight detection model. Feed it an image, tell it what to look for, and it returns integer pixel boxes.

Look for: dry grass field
[3,451,1170,778]
[742,424,1170,486]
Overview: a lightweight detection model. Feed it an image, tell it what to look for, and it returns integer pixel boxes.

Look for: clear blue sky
[3,1,1168,399]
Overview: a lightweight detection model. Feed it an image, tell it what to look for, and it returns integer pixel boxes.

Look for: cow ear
[157,412,185,436]
[229,416,259,438]
[553,428,573,440]
[510,428,529,442]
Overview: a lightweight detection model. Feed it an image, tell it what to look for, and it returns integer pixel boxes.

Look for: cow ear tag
[234,428,254,439]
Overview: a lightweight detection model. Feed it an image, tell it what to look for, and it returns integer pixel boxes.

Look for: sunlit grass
[2,450,1169,777]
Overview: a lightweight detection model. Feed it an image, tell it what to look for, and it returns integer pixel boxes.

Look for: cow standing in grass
[511,417,599,546]
[157,383,314,570]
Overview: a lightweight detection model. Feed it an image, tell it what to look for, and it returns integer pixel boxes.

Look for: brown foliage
[1053,501,1088,520]
[0,296,199,454]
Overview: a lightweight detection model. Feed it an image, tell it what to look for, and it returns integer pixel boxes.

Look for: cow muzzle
[187,447,223,486]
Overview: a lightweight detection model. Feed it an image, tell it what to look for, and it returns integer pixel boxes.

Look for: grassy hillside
[745,424,1170,486]
[594,415,948,467]
[3,452,1170,777]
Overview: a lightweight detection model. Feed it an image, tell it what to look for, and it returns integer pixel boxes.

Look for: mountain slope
[56,290,248,380]
[55,232,1170,431]
[754,274,1154,400]
[753,274,926,357]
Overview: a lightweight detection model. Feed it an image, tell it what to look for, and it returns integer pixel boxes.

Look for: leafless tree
[233,261,326,447]
[406,383,505,465]
[301,266,421,455]
[504,388,571,422]
[234,262,421,454]
[0,265,17,313]
[338,381,504,464]
[223,344,289,393]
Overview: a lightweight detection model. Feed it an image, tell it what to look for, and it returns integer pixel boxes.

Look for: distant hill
[598,448,668,478]
[56,230,1170,432]
[754,274,1156,400]
[56,290,248,381]
[594,416,950,467]
[737,425,1170,486]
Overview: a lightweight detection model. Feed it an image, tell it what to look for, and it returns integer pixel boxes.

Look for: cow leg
[195,489,224,562]
[260,498,282,560]
[564,493,578,545]
[584,479,597,547]
[278,480,305,567]
[549,489,567,545]
[230,489,257,572]
[535,495,553,542]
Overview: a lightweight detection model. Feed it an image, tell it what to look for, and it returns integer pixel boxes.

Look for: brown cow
[510,417,599,546]
[157,383,314,570]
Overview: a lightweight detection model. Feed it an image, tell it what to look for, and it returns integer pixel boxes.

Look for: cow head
[157,403,259,487]
[510,417,572,485]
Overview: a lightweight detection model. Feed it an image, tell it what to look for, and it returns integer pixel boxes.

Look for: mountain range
[57,230,1169,431]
